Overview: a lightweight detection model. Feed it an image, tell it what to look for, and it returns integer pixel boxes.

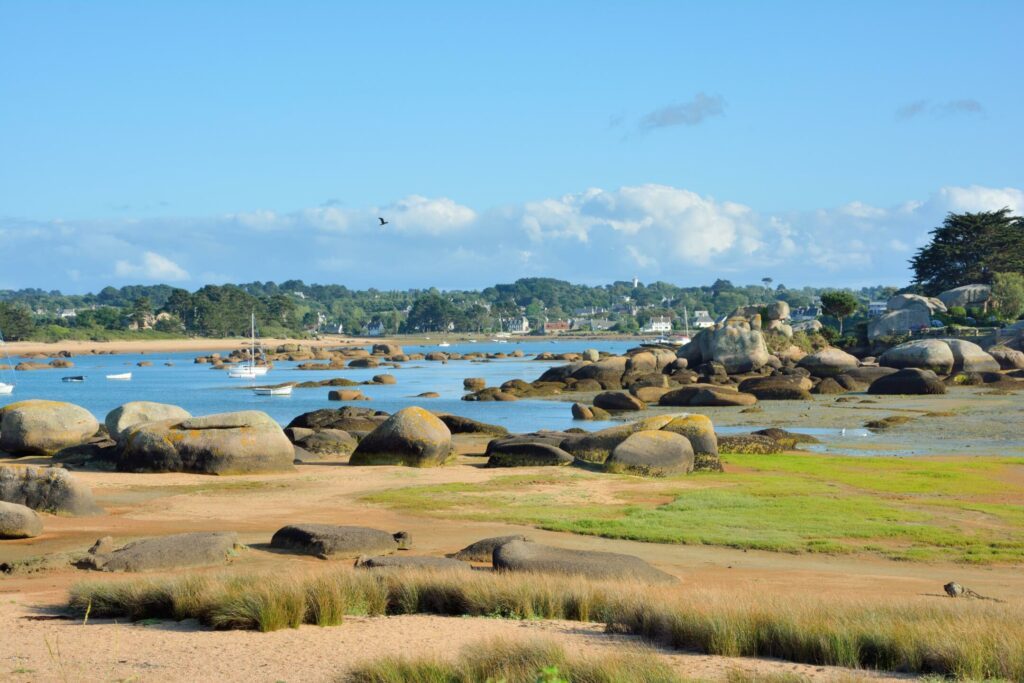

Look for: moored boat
[106,372,132,380]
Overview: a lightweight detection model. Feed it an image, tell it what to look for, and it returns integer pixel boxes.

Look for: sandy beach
[2,335,381,356]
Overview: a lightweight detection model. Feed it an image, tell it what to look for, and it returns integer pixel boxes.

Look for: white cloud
[114,251,189,281]
[4,183,1022,291]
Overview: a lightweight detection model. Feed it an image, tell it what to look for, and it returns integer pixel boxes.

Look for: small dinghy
[106,372,132,381]
[62,375,86,383]
[253,384,293,396]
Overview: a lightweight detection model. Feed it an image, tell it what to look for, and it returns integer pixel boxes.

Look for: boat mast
[683,305,690,338]
[251,311,256,367]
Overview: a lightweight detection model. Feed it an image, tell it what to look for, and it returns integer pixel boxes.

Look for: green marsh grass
[69,568,1024,679]
[363,455,1024,562]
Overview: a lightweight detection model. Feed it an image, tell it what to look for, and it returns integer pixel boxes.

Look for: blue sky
[1,1,1021,292]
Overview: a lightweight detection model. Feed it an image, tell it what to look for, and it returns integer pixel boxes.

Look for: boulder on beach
[293,429,357,457]
[434,413,508,436]
[944,339,1000,373]
[605,430,694,477]
[718,434,786,454]
[85,532,240,572]
[485,438,574,467]
[372,343,403,356]
[660,385,757,407]
[662,414,718,458]
[104,401,192,442]
[0,500,43,539]
[0,400,99,456]
[988,345,1024,370]
[349,406,452,467]
[371,374,397,385]
[879,339,955,374]
[493,540,676,583]
[446,535,528,562]
[797,348,859,378]
[561,415,675,463]
[833,366,898,391]
[355,555,470,571]
[937,284,991,309]
[118,411,295,475]
[737,376,812,401]
[571,357,628,389]
[270,524,409,559]
[593,391,646,412]
[0,465,102,515]
[868,368,947,395]
[286,407,389,434]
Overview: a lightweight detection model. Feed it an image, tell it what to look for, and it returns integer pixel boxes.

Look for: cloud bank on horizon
[2,184,1021,294]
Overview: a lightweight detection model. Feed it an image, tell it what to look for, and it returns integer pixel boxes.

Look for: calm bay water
[0,340,637,433]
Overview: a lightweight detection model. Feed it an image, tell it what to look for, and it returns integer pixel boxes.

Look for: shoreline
[2,332,648,356]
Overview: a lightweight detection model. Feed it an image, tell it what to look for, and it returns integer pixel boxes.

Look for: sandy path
[0,598,909,682]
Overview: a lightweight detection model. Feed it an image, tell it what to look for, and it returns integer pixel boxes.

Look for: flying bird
[378,217,389,226]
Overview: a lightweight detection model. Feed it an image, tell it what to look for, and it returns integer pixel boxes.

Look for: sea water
[0,340,637,433]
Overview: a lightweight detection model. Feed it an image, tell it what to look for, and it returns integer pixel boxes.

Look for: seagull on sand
[378,217,389,226]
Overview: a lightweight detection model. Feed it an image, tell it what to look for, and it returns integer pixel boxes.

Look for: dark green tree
[0,302,35,340]
[820,290,859,334]
[910,209,1024,293]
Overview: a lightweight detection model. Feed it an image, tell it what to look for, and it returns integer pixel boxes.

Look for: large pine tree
[910,209,1024,294]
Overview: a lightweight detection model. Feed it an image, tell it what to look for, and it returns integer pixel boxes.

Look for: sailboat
[0,329,14,395]
[228,312,270,379]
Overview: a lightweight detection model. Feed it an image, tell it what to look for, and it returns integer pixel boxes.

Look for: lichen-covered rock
[570,357,628,389]
[85,532,239,572]
[937,284,990,309]
[0,465,102,515]
[662,414,718,457]
[294,429,357,457]
[0,500,43,539]
[943,339,1000,373]
[349,406,452,467]
[286,407,388,434]
[434,414,508,436]
[485,439,574,467]
[718,435,785,454]
[104,402,191,442]
[463,377,486,391]
[988,345,1024,370]
[118,411,295,475]
[0,400,99,456]
[493,540,676,583]
[605,430,694,476]
[868,368,946,395]
[270,524,409,559]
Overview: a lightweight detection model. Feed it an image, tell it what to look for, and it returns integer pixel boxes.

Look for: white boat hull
[253,386,293,396]
[0,382,13,395]
[228,364,268,379]
[106,373,132,381]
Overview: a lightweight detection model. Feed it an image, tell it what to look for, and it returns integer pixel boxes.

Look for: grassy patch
[344,637,679,683]
[363,455,1024,563]
[69,567,1024,680]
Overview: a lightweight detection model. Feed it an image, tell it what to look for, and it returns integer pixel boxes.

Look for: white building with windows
[692,310,715,329]
[641,315,673,334]
[365,320,386,337]
[868,301,887,317]
[504,316,531,334]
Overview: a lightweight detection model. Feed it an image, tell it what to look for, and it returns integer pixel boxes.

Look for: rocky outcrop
[349,407,452,467]
[718,435,785,454]
[737,376,812,401]
[682,326,771,374]
[493,540,675,583]
[292,429,357,458]
[446,535,528,562]
[868,309,931,341]
[938,284,990,309]
[605,430,694,476]
[662,414,718,460]
[104,402,191,442]
[0,400,99,456]
[0,501,43,539]
[570,357,629,389]
[270,524,409,559]
[988,345,1024,370]
[944,339,1000,373]
[868,368,947,395]
[0,465,102,515]
[561,416,676,463]
[286,407,388,434]
[328,389,369,401]
[84,532,239,572]
[118,411,295,474]
[463,377,486,391]
[434,414,508,436]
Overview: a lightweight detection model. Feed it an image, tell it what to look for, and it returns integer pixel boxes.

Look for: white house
[692,310,715,329]
[868,301,887,317]
[504,316,531,334]
[365,320,386,337]
[642,315,673,334]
